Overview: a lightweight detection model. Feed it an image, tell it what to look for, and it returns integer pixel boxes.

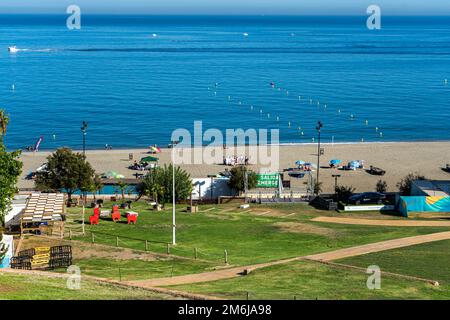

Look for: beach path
[311,216,450,227]
[124,230,450,287]
[303,231,450,261]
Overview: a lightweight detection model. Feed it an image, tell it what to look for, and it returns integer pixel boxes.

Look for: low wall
[342,204,396,212]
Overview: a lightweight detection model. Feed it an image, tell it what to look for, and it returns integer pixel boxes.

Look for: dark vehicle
[348,192,386,205]
[446,164,450,173]
[368,165,386,176]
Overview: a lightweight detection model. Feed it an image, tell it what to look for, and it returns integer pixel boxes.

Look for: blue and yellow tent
[398,196,450,217]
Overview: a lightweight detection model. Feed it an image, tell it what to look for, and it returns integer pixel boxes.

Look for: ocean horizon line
[2,13,450,18]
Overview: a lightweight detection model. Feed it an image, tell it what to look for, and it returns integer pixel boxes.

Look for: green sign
[256,173,279,188]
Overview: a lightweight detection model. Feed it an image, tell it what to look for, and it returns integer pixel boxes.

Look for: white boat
[8,46,19,53]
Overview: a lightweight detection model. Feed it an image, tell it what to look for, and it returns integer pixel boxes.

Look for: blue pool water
[72,184,138,195]
[1,15,450,150]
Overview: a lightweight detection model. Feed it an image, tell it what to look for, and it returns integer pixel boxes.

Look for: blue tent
[398,196,450,217]
[330,159,341,165]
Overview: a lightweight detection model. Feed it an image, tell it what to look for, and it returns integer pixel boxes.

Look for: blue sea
[1,15,450,150]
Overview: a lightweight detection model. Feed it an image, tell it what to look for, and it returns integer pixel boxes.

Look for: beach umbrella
[330,159,341,165]
[295,160,306,166]
[141,156,159,163]
[150,146,161,153]
[103,171,121,179]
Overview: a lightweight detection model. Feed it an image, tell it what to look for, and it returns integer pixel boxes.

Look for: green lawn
[70,257,218,281]
[0,272,177,300]
[169,260,450,300]
[69,201,450,266]
[337,240,450,285]
[9,201,450,300]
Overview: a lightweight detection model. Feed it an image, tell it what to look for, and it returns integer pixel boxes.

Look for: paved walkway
[126,230,450,287]
[312,216,450,227]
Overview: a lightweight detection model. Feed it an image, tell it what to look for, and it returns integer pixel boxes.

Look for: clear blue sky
[0,0,449,15]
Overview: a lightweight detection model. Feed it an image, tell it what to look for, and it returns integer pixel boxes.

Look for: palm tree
[0,110,9,136]
[150,184,164,206]
[115,179,129,200]
[91,175,104,201]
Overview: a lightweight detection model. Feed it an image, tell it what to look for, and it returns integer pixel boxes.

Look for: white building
[191,177,234,200]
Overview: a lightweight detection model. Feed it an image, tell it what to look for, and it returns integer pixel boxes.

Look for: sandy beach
[18,141,450,193]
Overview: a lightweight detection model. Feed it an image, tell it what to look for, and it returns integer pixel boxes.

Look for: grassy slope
[72,257,217,281]
[337,240,450,284]
[169,260,450,300]
[70,202,450,266]
[0,272,176,300]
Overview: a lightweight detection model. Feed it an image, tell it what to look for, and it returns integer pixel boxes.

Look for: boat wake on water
[8,46,55,53]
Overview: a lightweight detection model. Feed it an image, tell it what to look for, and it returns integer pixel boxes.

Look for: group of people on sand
[129,160,146,171]
[223,155,249,166]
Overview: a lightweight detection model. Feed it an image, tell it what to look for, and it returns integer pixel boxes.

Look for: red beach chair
[112,212,121,222]
[127,214,137,225]
[89,215,99,225]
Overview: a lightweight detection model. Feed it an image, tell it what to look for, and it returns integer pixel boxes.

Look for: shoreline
[15,140,450,154]
[18,141,450,193]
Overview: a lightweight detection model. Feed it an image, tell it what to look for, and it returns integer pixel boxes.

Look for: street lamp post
[172,141,176,245]
[81,121,88,157]
[332,174,341,200]
[315,121,323,192]
[244,167,248,203]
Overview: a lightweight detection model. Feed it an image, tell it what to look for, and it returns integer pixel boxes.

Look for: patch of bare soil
[248,208,287,217]
[74,245,159,262]
[17,236,160,262]
[272,221,337,237]
[203,213,240,221]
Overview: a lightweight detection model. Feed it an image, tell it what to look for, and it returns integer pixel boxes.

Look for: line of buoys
[216,81,386,143]
[267,82,387,141]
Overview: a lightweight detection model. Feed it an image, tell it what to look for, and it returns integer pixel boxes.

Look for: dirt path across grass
[125,256,301,287]
[125,231,450,288]
[311,216,450,227]
[303,231,450,261]
[125,231,450,287]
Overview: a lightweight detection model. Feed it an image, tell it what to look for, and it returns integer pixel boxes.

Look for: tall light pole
[244,167,248,203]
[172,142,176,245]
[81,121,88,157]
[315,121,323,192]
